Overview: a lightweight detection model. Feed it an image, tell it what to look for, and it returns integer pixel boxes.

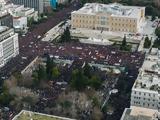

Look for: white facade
[5,4,38,21]
[13,16,27,32]
[10,0,44,14]
[0,26,19,67]
[57,0,68,4]
[131,49,160,111]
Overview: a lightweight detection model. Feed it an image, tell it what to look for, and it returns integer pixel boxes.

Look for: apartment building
[5,4,38,21]
[10,0,44,13]
[0,26,19,67]
[0,9,13,28]
[131,48,160,111]
[71,3,145,33]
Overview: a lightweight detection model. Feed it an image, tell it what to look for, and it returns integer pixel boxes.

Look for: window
[101,21,105,25]
[101,16,106,20]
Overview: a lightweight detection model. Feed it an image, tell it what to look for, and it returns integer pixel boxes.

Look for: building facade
[0,10,13,28]
[13,16,27,32]
[71,3,145,33]
[0,26,19,67]
[10,0,44,13]
[131,49,160,111]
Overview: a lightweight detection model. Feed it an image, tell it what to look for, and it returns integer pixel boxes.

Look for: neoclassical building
[71,3,145,33]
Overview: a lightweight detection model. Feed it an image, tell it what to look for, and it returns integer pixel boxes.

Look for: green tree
[60,27,71,43]
[65,27,71,42]
[153,38,160,49]
[37,65,47,81]
[89,75,102,90]
[32,71,39,86]
[46,55,55,79]
[144,36,151,48]
[27,17,34,27]
[155,27,160,38]
[120,35,127,50]
[51,67,60,79]
[70,69,88,91]
[0,87,14,106]
[83,63,92,78]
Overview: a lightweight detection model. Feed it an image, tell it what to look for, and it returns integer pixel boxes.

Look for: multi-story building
[43,0,68,9]
[13,16,27,32]
[71,3,145,33]
[131,48,160,111]
[10,0,44,13]
[0,9,13,28]
[5,4,38,21]
[57,0,68,4]
[0,26,19,67]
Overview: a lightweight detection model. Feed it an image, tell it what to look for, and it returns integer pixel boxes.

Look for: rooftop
[133,50,160,93]
[121,106,159,120]
[72,3,145,18]
[0,26,8,33]
[12,110,75,120]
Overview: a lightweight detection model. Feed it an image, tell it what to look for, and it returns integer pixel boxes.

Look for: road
[0,1,80,83]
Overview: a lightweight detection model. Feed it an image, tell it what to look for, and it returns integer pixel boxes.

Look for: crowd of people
[0,0,146,119]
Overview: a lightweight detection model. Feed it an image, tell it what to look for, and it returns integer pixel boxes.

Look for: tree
[83,63,92,78]
[155,27,160,38]
[120,35,127,50]
[65,27,71,42]
[27,17,34,27]
[89,75,102,90]
[0,87,14,106]
[144,36,151,48]
[70,69,88,91]
[153,38,160,49]
[46,55,55,79]
[32,71,39,86]
[37,65,47,81]
[60,33,65,43]
[60,27,71,43]
[51,67,60,79]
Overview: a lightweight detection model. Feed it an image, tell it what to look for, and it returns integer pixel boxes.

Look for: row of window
[72,20,94,24]
[111,28,135,32]
[134,96,156,102]
[72,15,94,19]
[112,18,136,23]
[73,21,135,27]
[133,101,157,108]
[134,91,156,97]
[72,25,93,29]
[111,23,136,27]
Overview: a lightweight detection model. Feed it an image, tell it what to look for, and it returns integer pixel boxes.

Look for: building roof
[133,52,160,93]
[72,3,145,18]
[121,106,159,120]
[12,110,75,120]
[0,26,8,33]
